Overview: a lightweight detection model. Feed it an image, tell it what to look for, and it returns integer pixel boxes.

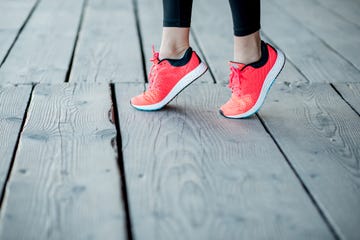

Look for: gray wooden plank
[270,0,360,70]
[115,82,333,240]
[136,0,211,83]
[259,62,360,240]
[0,83,126,240]
[332,83,360,115]
[135,0,161,72]
[192,1,360,238]
[69,0,143,83]
[0,0,38,64]
[316,0,360,27]
[261,0,360,84]
[0,0,84,84]
[0,85,32,200]
[191,0,234,83]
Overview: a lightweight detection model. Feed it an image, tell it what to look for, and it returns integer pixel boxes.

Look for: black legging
[163,0,260,37]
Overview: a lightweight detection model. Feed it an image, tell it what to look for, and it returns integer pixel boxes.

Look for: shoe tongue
[229,61,246,70]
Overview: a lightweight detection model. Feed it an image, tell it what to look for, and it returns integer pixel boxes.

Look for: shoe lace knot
[228,64,243,96]
[148,45,161,92]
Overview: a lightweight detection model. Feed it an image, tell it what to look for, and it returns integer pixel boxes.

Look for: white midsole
[132,62,208,110]
[226,49,285,119]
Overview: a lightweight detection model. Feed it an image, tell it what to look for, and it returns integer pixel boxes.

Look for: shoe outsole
[130,62,208,111]
[220,49,286,119]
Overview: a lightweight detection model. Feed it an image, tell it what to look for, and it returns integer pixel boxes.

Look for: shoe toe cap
[130,94,148,106]
[220,95,254,118]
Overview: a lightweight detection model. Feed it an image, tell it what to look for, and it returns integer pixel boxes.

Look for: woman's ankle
[159,45,189,59]
[233,31,261,64]
[159,27,190,59]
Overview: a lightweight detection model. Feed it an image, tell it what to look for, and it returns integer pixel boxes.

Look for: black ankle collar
[160,47,193,66]
[249,41,268,68]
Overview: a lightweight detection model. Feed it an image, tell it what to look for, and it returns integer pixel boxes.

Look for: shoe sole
[131,62,208,111]
[221,49,286,119]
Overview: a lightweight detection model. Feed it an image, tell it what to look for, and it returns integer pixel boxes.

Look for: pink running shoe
[131,47,208,111]
[220,41,285,118]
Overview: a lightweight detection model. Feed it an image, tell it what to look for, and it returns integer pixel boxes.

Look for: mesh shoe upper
[131,47,202,108]
[220,43,281,117]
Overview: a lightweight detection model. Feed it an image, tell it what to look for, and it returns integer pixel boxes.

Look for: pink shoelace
[148,45,161,92]
[228,64,243,97]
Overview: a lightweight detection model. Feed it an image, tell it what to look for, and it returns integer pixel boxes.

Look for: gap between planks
[0,83,135,240]
[0,0,41,68]
[110,83,135,240]
[131,0,147,83]
[256,113,341,240]
[0,84,35,208]
[330,83,360,117]
[64,0,88,83]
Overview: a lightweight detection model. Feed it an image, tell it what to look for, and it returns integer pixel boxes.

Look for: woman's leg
[229,0,261,64]
[160,28,190,60]
[130,0,208,111]
[220,0,285,118]
[233,31,261,64]
[160,0,193,59]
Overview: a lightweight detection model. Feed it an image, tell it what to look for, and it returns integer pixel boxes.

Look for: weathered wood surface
[270,0,360,70]
[261,0,360,84]
[0,85,32,200]
[260,63,360,240]
[69,0,143,83]
[0,84,126,240]
[332,83,360,115]
[192,0,360,239]
[316,0,360,27]
[0,0,359,239]
[192,0,234,83]
[115,82,333,240]
[0,0,84,84]
[0,0,38,64]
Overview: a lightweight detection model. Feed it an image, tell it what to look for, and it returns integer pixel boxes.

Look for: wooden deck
[0,0,359,239]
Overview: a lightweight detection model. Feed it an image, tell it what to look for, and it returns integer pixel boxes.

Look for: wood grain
[316,0,360,27]
[0,0,84,84]
[260,62,360,240]
[270,0,360,70]
[0,85,32,201]
[192,0,234,83]
[115,82,333,240]
[192,0,360,238]
[332,83,360,115]
[261,0,360,84]
[0,83,126,240]
[69,0,143,83]
[0,0,38,64]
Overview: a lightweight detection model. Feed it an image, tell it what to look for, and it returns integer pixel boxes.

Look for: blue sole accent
[130,101,164,112]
